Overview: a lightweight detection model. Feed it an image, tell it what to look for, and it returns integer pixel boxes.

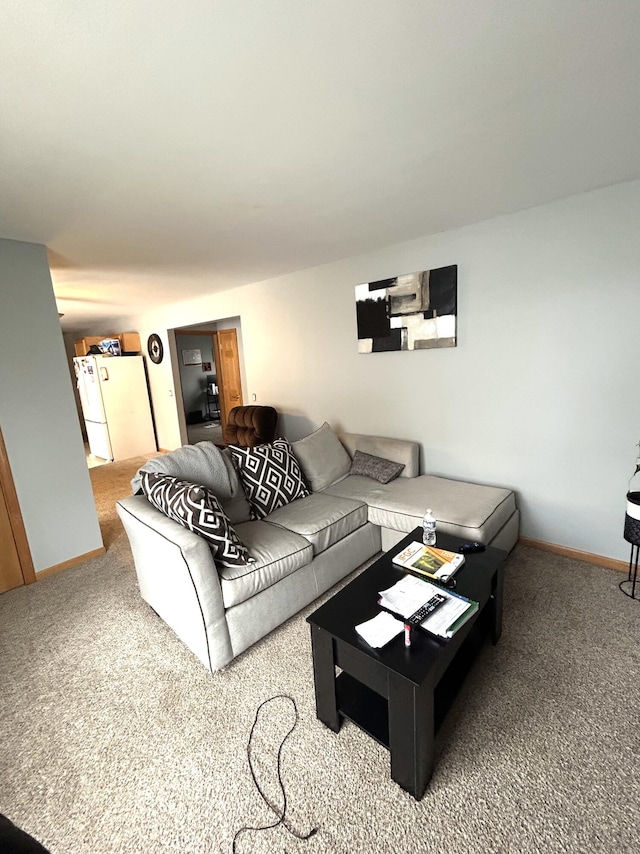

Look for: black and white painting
[355,265,457,353]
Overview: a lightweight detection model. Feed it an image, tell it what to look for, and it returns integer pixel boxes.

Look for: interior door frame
[172,321,245,442]
[0,427,36,586]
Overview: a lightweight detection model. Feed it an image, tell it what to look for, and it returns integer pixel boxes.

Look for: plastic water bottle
[422,508,436,545]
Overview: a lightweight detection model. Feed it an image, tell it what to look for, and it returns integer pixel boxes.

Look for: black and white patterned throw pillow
[229,438,310,520]
[140,471,253,568]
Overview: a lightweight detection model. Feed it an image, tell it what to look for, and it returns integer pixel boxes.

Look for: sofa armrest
[337,433,419,478]
[116,495,233,671]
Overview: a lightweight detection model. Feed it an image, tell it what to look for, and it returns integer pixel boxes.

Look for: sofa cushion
[218,520,313,608]
[230,438,310,520]
[291,422,352,491]
[265,492,367,556]
[349,449,405,483]
[140,472,254,568]
[368,474,517,544]
[321,474,391,512]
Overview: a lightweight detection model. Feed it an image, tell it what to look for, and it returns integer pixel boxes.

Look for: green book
[444,598,479,637]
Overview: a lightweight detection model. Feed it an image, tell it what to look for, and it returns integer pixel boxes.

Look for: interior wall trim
[36,547,107,578]
[519,536,628,573]
[0,428,36,584]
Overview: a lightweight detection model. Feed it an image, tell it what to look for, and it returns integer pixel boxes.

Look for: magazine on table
[392,541,465,583]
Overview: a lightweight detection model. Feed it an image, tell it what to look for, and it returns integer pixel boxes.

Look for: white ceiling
[2,1,640,331]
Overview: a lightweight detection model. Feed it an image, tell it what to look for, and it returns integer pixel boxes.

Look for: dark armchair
[222,405,278,447]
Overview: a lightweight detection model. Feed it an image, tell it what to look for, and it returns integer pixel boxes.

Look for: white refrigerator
[74,355,156,461]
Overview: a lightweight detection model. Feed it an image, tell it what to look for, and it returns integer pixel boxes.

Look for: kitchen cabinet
[118,332,141,353]
[74,337,104,357]
[74,332,141,357]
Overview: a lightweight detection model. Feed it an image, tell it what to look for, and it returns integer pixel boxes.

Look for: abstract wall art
[355,265,457,353]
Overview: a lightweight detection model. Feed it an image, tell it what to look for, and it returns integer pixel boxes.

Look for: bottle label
[423,525,436,545]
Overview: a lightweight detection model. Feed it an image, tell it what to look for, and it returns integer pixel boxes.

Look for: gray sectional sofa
[116,423,519,671]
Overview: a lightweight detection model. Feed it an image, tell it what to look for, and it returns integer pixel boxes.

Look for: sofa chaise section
[323,433,519,553]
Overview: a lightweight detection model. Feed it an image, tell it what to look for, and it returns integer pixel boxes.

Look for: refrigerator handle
[100,366,109,381]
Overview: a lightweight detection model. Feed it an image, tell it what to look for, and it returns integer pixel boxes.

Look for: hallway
[84,419,223,474]
[185,421,223,445]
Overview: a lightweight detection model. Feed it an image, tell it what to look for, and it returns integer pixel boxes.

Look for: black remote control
[459,541,486,554]
[407,593,447,626]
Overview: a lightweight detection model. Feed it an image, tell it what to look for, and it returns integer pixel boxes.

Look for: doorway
[173,319,245,446]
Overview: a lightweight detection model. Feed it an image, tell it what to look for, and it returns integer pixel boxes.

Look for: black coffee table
[306,527,506,799]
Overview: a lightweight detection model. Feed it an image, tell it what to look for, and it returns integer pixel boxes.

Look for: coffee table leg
[310,624,341,732]
[388,673,434,799]
[491,561,505,644]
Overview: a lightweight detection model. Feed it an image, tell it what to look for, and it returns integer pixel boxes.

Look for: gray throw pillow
[349,450,405,484]
[140,471,253,568]
[229,438,310,520]
[291,422,352,492]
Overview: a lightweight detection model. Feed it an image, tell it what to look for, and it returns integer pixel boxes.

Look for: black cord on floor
[232,694,318,854]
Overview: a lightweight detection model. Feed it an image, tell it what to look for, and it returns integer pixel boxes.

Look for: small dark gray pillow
[349,450,405,484]
[140,471,253,568]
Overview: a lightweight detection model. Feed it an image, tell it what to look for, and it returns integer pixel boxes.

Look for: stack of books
[379,574,478,639]
[392,541,465,584]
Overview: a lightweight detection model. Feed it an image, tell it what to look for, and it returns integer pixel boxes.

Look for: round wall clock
[147,334,164,364]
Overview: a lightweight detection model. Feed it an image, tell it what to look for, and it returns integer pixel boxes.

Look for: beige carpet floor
[89,451,165,550]
[0,455,639,853]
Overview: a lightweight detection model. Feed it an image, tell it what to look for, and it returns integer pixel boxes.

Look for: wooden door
[0,481,23,593]
[0,428,36,593]
[214,329,243,426]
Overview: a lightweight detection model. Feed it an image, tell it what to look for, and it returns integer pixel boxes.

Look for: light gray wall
[113,180,640,562]
[0,238,103,571]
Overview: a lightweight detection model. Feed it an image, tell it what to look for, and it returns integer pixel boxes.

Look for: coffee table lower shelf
[336,673,390,748]
[334,614,487,756]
